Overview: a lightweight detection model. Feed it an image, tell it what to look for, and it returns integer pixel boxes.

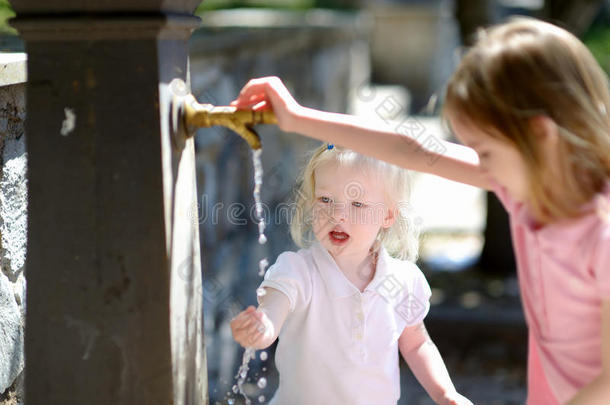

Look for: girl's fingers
[247,319,266,336]
[231,307,267,346]
[230,313,245,327]
[244,93,267,103]
[243,313,264,332]
[232,306,252,322]
[252,101,269,111]
[230,76,301,132]
[237,80,271,102]
[230,307,256,328]
[235,320,264,347]
[232,95,268,110]
[246,329,263,345]
[234,311,262,333]
[235,315,256,331]
[235,77,291,109]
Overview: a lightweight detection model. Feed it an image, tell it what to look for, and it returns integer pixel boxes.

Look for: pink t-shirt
[491,180,610,404]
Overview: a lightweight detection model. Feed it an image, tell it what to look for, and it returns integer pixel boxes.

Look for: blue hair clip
[326,143,334,150]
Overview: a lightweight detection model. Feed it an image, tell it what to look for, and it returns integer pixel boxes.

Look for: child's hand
[229,76,302,132]
[230,305,271,349]
[439,391,474,405]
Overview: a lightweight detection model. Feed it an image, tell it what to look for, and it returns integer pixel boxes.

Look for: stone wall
[0,53,26,405]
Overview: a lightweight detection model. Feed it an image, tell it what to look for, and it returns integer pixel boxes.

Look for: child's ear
[382,207,396,228]
[530,115,559,146]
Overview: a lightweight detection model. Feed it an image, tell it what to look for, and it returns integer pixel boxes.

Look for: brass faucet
[170,79,277,150]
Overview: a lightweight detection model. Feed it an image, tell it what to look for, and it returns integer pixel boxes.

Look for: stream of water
[228,148,270,404]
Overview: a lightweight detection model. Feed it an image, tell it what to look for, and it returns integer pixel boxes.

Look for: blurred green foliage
[196,0,313,12]
[0,0,16,35]
[0,0,360,35]
[195,0,357,12]
[583,24,610,75]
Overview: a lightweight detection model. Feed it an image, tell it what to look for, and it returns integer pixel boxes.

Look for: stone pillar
[9,2,207,404]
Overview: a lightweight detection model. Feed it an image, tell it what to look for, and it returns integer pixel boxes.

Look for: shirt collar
[310,240,393,299]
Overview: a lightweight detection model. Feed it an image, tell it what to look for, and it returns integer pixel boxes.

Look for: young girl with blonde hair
[230,17,610,405]
[231,143,472,404]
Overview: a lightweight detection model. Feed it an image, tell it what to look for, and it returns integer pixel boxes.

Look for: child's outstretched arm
[230,77,492,190]
[566,299,610,405]
[399,323,473,405]
[230,287,290,350]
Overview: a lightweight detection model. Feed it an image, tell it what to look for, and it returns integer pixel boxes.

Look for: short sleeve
[394,264,432,328]
[257,251,311,312]
[593,224,610,298]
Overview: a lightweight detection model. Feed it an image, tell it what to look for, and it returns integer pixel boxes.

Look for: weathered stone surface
[0,55,27,400]
[0,272,23,395]
[0,56,26,88]
[0,123,27,282]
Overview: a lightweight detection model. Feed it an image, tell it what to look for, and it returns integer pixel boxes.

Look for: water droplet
[228,399,235,405]
[258,258,269,276]
[256,288,266,297]
[262,367,267,371]
[260,351,268,361]
[258,395,265,403]
[257,377,267,389]
[232,385,238,394]
[258,234,267,244]
[240,369,247,379]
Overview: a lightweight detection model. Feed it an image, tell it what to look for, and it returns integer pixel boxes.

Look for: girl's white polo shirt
[257,240,432,405]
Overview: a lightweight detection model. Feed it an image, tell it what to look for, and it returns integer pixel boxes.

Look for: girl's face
[312,161,395,259]
[449,113,530,202]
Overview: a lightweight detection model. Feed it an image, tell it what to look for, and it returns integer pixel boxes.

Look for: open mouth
[329,230,350,244]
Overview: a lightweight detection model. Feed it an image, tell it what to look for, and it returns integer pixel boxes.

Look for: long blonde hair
[289,143,420,261]
[443,17,610,223]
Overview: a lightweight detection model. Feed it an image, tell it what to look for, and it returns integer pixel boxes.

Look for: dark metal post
[10,2,207,404]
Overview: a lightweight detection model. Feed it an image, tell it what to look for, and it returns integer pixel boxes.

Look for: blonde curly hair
[288,143,420,262]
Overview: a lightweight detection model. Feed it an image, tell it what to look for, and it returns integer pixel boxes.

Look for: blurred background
[0,0,609,404]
